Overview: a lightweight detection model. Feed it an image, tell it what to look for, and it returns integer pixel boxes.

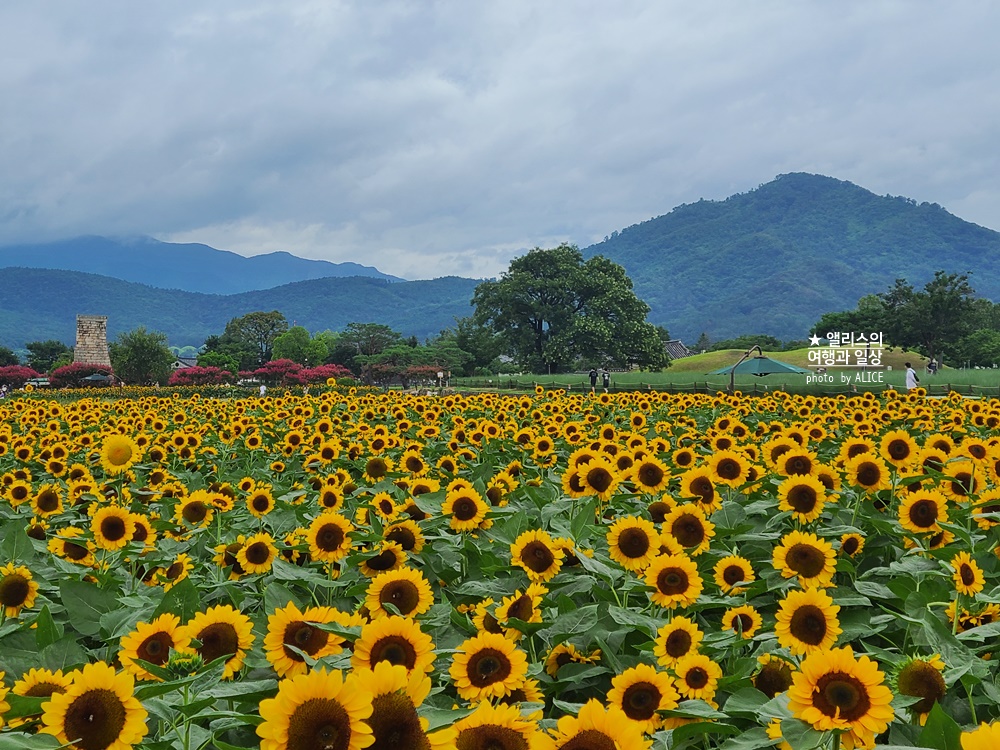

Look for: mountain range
[3,172,1000,349]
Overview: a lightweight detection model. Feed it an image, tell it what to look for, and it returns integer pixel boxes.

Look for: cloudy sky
[2,1,998,279]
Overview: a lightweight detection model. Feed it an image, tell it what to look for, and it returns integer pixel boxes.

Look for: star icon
[809,334,823,347]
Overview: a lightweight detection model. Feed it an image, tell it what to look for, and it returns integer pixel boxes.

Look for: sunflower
[246,487,276,518]
[90,505,135,551]
[173,491,215,528]
[445,701,545,750]
[100,434,140,476]
[0,563,39,617]
[264,602,345,679]
[9,667,73,727]
[772,530,837,588]
[450,632,528,701]
[366,567,434,618]
[47,527,96,567]
[962,722,1000,749]
[547,699,649,750]
[607,663,680,733]
[880,429,917,468]
[712,555,754,594]
[179,605,255,680]
[156,553,194,591]
[940,459,980,502]
[787,646,894,739]
[706,449,751,488]
[894,654,946,724]
[359,541,408,577]
[257,668,374,750]
[839,533,865,558]
[775,587,842,656]
[39,661,148,750]
[443,486,489,532]
[722,605,763,639]
[510,529,564,583]
[673,653,723,702]
[352,616,436,675]
[119,613,191,681]
[844,453,891,492]
[630,456,671,494]
[678,468,720,513]
[32,483,64,517]
[607,516,660,572]
[237,532,279,575]
[6,479,32,507]
[660,504,715,557]
[363,455,395,484]
[384,519,425,554]
[753,654,796,698]
[580,458,620,501]
[645,553,703,609]
[307,512,355,563]
[898,489,948,534]
[777,475,828,524]
[653,616,703,667]
[353,661,449,750]
[952,551,985,596]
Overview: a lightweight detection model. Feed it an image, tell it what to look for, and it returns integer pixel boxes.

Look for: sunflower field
[2,386,1000,750]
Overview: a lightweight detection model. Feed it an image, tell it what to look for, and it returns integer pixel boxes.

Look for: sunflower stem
[952,593,961,637]
[965,678,978,724]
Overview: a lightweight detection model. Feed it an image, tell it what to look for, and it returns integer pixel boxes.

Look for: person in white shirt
[904,362,919,392]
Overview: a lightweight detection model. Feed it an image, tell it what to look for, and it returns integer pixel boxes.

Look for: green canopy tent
[708,347,811,393]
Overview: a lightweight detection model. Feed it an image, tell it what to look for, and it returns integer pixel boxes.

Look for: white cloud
[2,1,999,278]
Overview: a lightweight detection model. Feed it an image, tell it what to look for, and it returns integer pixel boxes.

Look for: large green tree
[0,346,18,366]
[272,326,328,366]
[26,340,72,373]
[109,327,174,385]
[222,311,289,368]
[472,244,667,373]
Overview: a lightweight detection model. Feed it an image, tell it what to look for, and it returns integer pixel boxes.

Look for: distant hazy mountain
[584,173,1000,341]
[0,235,401,294]
[0,268,476,348]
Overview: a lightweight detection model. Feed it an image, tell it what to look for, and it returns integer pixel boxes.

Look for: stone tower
[74,315,112,366]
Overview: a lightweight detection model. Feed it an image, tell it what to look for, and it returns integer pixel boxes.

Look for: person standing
[904,362,919,392]
[602,369,610,392]
[259,383,267,397]
[589,367,598,392]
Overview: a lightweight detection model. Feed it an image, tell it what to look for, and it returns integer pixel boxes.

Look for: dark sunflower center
[723,565,746,586]
[317,524,345,551]
[196,622,240,665]
[888,440,911,460]
[482,611,504,634]
[380,580,420,615]
[467,648,512,688]
[366,459,388,479]
[754,663,793,698]
[520,541,555,573]
[367,550,398,571]
[968,444,987,459]
[486,486,504,505]
[621,682,659,720]
[648,501,669,523]
[656,567,689,595]
[842,537,860,555]
[24,681,63,698]
[672,516,705,548]
[789,604,828,645]
[27,524,46,541]
[245,542,271,565]
[856,462,882,486]
[814,673,870,721]
[617,528,651,558]
[897,662,946,714]
[506,595,532,623]
[637,463,665,487]
[37,489,60,512]
[12,486,29,501]
[182,501,208,523]
[283,622,330,661]
[675,451,693,467]
[368,692,429,750]
[133,630,172,664]
[788,485,818,513]
[405,456,424,473]
[690,477,714,503]
[453,497,479,521]
[165,561,185,580]
[386,527,416,551]
[716,458,741,480]
[847,445,870,459]
[287,698,352,750]
[586,467,614,493]
[685,667,709,690]
[951,473,974,496]
[0,575,30,607]
[132,523,148,542]
[734,614,754,632]
[787,544,826,578]
[64,540,90,561]
[371,636,417,668]
[960,564,976,586]
[455,726,531,750]
[252,495,270,512]
[665,629,693,657]
[909,500,939,528]
[62,689,128,750]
